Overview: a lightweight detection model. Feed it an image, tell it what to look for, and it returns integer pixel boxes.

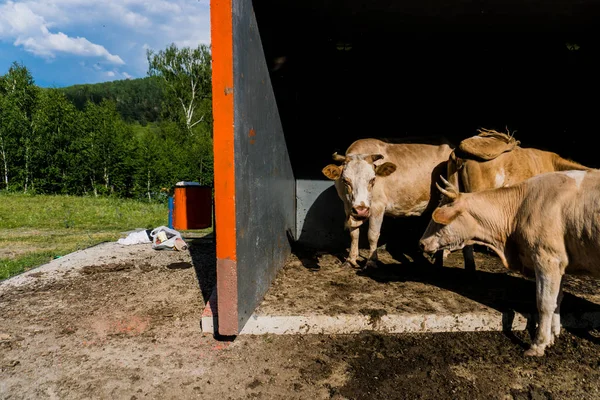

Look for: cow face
[322,152,397,220]
[419,176,476,254]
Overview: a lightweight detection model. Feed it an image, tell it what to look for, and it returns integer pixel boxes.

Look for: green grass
[0,193,171,280]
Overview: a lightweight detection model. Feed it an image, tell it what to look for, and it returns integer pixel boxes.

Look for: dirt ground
[258,246,600,320]
[2,238,600,399]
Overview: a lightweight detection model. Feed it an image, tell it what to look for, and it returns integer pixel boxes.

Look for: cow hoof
[342,260,359,269]
[524,345,545,357]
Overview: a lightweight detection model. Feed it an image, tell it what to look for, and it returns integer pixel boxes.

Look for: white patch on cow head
[339,153,395,220]
[560,170,587,189]
[494,168,505,188]
[341,156,377,220]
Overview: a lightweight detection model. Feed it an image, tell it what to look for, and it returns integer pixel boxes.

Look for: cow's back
[346,138,454,216]
[453,147,562,192]
[515,170,600,276]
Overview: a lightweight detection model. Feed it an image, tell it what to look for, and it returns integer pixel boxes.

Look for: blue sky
[0,0,210,88]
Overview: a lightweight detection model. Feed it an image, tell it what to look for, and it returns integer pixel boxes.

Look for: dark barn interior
[254,0,600,180]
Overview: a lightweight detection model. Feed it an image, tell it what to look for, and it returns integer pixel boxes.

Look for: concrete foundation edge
[201,308,600,335]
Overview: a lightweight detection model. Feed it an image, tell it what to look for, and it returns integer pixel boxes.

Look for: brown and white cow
[322,137,454,269]
[419,170,600,356]
[448,130,591,272]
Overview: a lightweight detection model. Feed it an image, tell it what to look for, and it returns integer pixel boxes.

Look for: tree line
[0,43,213,202]
[60,76,164,125]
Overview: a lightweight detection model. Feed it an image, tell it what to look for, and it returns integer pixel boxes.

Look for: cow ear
[322,164,342,180]
[375,162,396,177]
[432,205,461,225]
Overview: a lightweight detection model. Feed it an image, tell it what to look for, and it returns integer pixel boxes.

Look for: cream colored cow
[322,137,454,269]
[447,129,591,272]
[420,170,600,356]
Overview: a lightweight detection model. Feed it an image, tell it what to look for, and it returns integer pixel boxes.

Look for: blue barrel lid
[175,181,201,187]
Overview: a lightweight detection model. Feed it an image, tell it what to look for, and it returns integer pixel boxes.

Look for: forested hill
[58,76,164,125]
[1,44,213,200]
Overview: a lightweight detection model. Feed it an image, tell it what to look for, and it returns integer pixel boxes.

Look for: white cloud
[0,1,124,64]
[144,1,181,14]
[122,71,132,79]
[106,70,115,77]
[119,9,150,28]
[0,2,45,36]
[15,29,124,64]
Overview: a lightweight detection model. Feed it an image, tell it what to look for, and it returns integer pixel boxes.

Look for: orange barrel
[172,181,213,230]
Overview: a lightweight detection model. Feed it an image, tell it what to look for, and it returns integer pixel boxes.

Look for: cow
[322,137,454,269]
[447,129,592,272]
[419,170,600,356]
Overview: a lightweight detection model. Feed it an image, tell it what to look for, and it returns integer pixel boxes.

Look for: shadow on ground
[187,235,217,303]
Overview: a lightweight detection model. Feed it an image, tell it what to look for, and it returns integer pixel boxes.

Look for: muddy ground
[2,238,600,399]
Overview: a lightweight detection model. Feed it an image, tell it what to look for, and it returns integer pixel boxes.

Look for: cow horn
[436,182,457,201]
[332,152,347,163]
[436,175,458,200]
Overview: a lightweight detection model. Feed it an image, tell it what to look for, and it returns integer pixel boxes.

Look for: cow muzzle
[351,205,370,220]
[419,238,438,254]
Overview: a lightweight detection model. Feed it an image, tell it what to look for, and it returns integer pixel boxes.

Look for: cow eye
[369,178,375,185]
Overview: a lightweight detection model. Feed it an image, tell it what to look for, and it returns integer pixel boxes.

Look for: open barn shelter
[210,0,600,336]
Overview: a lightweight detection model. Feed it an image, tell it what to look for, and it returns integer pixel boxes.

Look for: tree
[60,76,164,124]
[134,125,163,201]
[81,99,134,196]
[0,62,39,191]
[0,86,9,189]
[146,43,212,135]
[32,89,83,194]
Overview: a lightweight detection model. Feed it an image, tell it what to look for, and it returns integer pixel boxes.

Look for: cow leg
[551,277,564,342]
[365,212,384,269]
[462,245,476,272]
[525,267,562,357]
[343,227,361,268]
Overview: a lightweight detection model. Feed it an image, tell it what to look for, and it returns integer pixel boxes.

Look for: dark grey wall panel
[232,0,296,332]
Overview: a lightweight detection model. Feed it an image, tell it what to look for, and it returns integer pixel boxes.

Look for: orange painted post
[211,0,238,335]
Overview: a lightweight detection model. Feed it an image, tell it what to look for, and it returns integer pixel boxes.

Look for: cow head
[322,152,397,220]
[419,175,477,254]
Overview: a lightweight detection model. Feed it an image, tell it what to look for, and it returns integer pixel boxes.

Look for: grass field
[0,193,210,280]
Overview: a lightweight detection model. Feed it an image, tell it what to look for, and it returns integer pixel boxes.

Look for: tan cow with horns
[420,170,600,356]
[446,128,592,272]
[322,137,454,269]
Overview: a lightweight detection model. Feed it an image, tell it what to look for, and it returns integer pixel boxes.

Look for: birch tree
[0,89,9,189]
[0,63,38,191]
[82,99,133,196]
[33,89,82,194]
[146,43,212,135]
